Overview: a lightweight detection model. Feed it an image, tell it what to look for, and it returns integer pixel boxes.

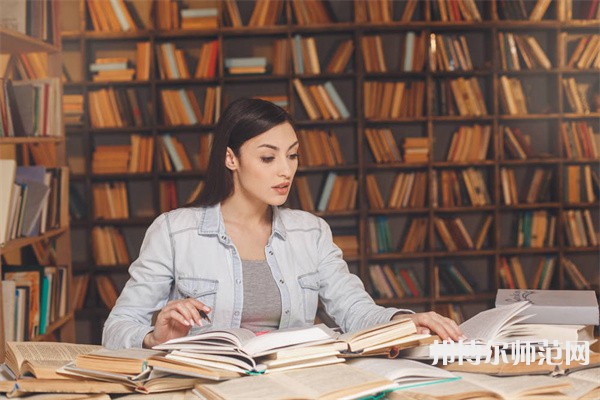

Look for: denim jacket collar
[198,203,287,241]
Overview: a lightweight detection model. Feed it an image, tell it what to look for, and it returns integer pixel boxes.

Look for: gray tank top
[240,259,282,333]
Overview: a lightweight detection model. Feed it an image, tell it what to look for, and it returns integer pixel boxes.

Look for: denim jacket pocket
[176,278,218,324]
[298,272,320,323]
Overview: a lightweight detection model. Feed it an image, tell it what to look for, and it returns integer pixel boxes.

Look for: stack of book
[90,57,135,82]
[403,137,430,163]
[224,57,268,75]
[91,226,129,266]
[92,145,130,174]
[62,94,84,126]
[180,8,218,29]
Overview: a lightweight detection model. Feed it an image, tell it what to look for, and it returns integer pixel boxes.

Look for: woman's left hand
[393,311,466,341]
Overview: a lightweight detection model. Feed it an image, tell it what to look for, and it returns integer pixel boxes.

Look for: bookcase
[59,0,599,343]
[0,2,75,362]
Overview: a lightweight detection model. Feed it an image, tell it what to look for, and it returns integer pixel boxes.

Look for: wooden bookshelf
[0,2,75,361]
[60,0,599,342]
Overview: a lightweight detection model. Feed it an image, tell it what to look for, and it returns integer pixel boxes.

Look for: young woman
[102,98,464,349]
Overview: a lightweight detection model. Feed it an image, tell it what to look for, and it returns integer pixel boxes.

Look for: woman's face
[230,122,299,206]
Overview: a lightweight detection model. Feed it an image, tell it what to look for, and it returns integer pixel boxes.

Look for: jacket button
[221,235,226,240]
[285,310,289,314]
[279,279,284,284]
[234,311,240,316]
[269,251,274,255]
[236,279,242,284]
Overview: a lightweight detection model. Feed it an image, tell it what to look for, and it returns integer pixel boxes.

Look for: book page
[459,301,531,341]
[195,363,394,400]
[244,324,337,356]
[390,378,494,399]
[457,371,572,397]
[348,358,456,383]
[7,342,101,379]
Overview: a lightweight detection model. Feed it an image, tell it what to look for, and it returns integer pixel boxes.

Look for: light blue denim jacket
[102,204,412,349]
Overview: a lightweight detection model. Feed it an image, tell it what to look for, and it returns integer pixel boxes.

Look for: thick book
[4,341,101,380]
[495,289,599,325]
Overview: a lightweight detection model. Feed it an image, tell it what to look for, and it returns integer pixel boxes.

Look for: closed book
[495,289,599,325]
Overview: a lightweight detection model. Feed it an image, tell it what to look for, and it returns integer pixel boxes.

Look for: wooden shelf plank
[1,227,67,253]
[0,29,59,54]
[31,312,74,342]
[0,137,64,145]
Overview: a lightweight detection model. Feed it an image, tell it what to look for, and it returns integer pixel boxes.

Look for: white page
[459,301,532,341]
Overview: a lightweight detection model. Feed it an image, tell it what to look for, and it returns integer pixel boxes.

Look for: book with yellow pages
[393,371,574,400]
[4,341,102,379]
[192,363,399,400]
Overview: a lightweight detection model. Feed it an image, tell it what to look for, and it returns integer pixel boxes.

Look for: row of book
[446,125,491,162]
[91,226,130,266]
[159,86,221,126]
[565,34,600,69]
[366,172,428,210]
[158,180,204,213]
[158,134,212,173]
[92,182,129,220]
[515,211,556,248]
[81,0,600,34]
[293,173,357,212]
[1,52,48,80]
[1,265,68,342]
[65,31,598,86]
[293,79,350,121]
[498,32,552,70]
[370,216,483,254]
[563,77,595,114]
[500,167,553,205]
[561,121,599,159]
[155,41,218,80]
[365,130,430,164]
[565,165,598,204]
[0,78,61,137]
[363,81,425,119]
[369,264,425,299]
[297,129,344,167]
[88,87,151,128]
[498,256,556,290]
[434,264,477,295]
[563,209,599,247]
[430,33,474,72]
[0,162,68,245]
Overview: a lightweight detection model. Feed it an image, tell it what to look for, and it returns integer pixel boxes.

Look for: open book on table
[391,370,576,400]
[347,358,459,390]
[4,341,102,380]
[192,363,399,400]
[149,324,339,379]
[400,301,536,361]
[149,318,429,379]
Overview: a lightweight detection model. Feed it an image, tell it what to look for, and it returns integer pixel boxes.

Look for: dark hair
[188,98,294,207]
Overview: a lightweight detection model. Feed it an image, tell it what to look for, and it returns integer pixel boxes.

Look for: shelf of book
[0,0,75,360]
[57,0,599,342]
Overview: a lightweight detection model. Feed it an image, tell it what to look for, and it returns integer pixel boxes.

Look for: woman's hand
[394,311,466,341]
[143,298,211,348]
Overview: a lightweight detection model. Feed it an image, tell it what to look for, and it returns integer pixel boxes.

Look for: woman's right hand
[143,298,211,348]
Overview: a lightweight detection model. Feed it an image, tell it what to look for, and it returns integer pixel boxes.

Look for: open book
[4,341,102,379]
[337,318,432,357]
[400,301,535,361]
[392,371,573,400]
[347,358,458,389]
[192,363,398,400]
[149,324,339,379]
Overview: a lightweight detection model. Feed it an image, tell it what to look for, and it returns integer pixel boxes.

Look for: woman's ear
[225,147,238,171]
